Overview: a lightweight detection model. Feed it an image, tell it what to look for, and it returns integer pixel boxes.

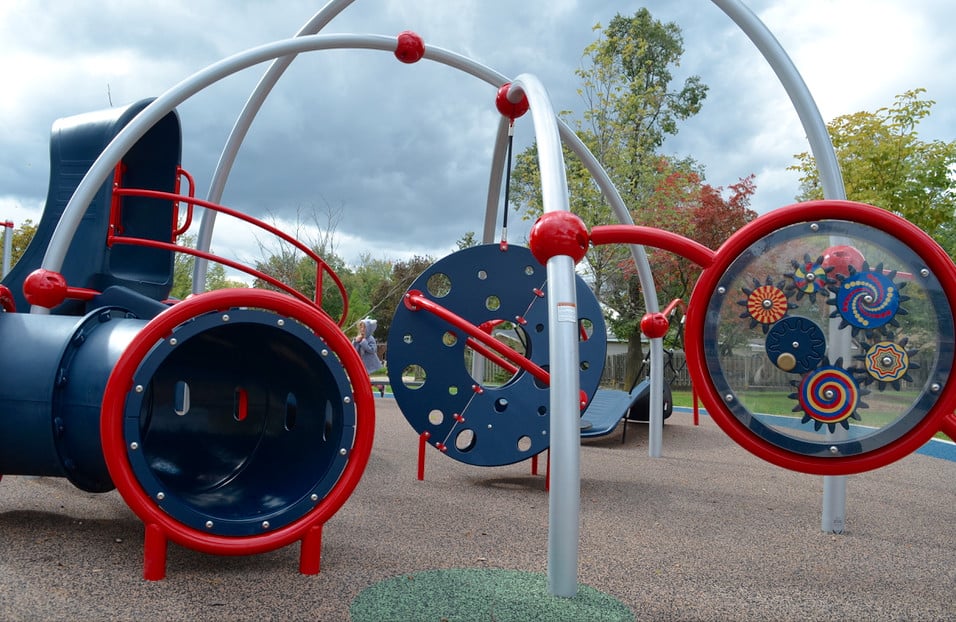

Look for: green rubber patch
[350,568,634,622]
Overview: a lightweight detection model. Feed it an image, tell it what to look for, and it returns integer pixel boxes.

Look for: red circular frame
[685,200,956,475]
[100,288,375,555]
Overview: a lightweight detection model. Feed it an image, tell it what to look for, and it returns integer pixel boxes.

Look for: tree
[170,234,248,299]
[510,10,754,388]
[606,159,756,354]
[791,89,956,236]
[8,219,37,268]
[369,255,434,342]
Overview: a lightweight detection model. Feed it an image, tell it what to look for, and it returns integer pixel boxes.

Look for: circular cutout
[426,272,452,298]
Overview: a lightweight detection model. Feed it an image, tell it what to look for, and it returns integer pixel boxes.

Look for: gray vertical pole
[2,221,13,277]
[712,0,848,533]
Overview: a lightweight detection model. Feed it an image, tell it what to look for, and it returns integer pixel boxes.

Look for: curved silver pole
[711,0,848,533]
[556,126,665,457]
[192,0,356,291]
[482,117,510,244]
[35,35,516,313]
[506,74,579,599]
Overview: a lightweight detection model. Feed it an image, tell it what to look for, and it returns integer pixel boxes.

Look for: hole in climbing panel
[285,392,298,431]
[233,387,248,422]
[485,295,501,311]
[524,265,535,276]
[442,331,458,347]
[477,269,487,280]
[455,429,476,452]
[426,272,452,298]
[463,320,528,389]
[579,318,595,341]
[517,436,532,452]
[428,410,444,426]
[494,398,509,413]
[174,381,190,416]
[402,365,425,390]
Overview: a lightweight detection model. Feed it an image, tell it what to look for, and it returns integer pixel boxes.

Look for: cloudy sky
[1,0,954,274]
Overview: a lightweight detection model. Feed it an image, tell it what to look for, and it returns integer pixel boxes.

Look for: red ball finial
[23,269,68,308]
[822,244,864,278]
[394,31,425,64]
[495,83,529,120]
[528,211,589,265]
[640,312,670,339]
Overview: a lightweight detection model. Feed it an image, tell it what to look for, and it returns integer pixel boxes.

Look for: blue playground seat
[580,379,673,441]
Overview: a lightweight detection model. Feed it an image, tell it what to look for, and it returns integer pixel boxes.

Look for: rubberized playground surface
[0,398,953,621]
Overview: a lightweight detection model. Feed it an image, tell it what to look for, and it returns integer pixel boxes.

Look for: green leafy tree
[791,89,956,237]
[8,219,37,267]
[369,255,434,343]
[510,10,747,387]
[170,234,248,299]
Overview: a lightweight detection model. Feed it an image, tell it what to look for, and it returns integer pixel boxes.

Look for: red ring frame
[685,200,956,475]
[100,288,375,555]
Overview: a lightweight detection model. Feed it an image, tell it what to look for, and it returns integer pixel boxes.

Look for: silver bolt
[277,319,285,326]
[262,521,270,529]
[792,341,800,348]
[205,521,214,529]
[344,396,352,404]
[487,424,493,429]
[717,286,726,295]
[222,314,230,322]
[169,337,178,346]
[724,393,734,402]
[156,492,165,501]
[130,442,139,450]
[824,390,834,399]
[762,299,772,308]
[310,493,319,502]
[931,383,941,393]
[881,356,893,367]
[339,448,348,456]
[864,295,873,304]
[829,446,839,454]
[135,385,144,393]
[321,349,329,356]
[920,268,930,278]
[810,223,819,231]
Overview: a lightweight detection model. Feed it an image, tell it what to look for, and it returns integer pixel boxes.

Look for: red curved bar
[404,290,551,387]
[100,288,375,561]
[110,186,349,326]
[589,224,716,268]
[685,200,956,475]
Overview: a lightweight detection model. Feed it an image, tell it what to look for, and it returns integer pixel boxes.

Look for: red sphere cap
[640,312,669,339]
[495,83,530,120]
[23,269,68,308]
[528,211,589,265]
[394,31,425,64]
[822,244,865,278]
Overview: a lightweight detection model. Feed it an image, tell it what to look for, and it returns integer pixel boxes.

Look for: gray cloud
[1,0,953,270]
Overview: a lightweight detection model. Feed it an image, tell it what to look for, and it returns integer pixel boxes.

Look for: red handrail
[109,184,349,326]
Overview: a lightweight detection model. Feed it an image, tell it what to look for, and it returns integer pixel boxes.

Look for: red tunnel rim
[100,288,375,555]
[685,200,956,476]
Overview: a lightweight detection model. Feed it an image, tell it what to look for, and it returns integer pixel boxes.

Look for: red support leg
[299,524,323,575]
[143,523,167,581]
[692,385,700,426]
[417,431,430,481]
[531,453,539,476]
[545,450,550,492]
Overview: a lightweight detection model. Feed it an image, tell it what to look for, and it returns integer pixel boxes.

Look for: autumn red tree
[607,159,757,353]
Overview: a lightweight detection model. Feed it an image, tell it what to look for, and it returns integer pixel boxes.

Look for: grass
[672,389,952,441]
